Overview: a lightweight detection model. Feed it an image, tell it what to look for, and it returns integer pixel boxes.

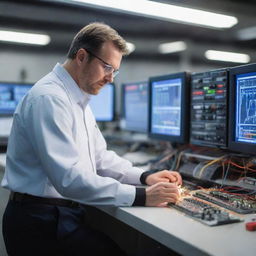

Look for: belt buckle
[10,192,24,202]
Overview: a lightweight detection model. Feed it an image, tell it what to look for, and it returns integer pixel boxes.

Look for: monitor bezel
[228,63,256,155]
[93,82,116,122]
[0,81,34,116]
[121,80,149,133]
[148,72,190,143]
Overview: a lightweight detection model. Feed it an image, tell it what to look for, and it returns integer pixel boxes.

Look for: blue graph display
[235,72,256,144]
[151,78,181,136]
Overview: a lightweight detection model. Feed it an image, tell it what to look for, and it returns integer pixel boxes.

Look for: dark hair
[67,22,129,59]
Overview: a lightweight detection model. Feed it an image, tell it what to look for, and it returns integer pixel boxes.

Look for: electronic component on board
[169,197,242,226]
[193,190,256,214]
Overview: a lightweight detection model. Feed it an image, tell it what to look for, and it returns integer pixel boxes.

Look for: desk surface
[0,154,6,167]
[98,205,256,256]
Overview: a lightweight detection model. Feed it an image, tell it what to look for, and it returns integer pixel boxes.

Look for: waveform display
[151,78,181,136]
[236,73,256,143]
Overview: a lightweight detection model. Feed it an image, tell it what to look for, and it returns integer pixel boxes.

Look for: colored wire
[199,155,226,179]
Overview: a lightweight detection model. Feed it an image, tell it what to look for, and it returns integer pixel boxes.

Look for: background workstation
[1,1,256,255]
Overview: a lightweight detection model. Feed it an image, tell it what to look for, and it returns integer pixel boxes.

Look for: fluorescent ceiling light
[159,41,187,54]
[205,50,250,63]
[71,0,238,29]
[126,42,135,53]
[0,30,51,45]
[237,26,256,40]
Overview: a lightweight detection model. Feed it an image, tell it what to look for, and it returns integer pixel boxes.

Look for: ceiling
[0,0,256,66]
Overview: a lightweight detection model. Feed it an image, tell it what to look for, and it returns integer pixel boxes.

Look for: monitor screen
[148,72,190,143]
[122,81,148,133]
[0,82,33,116]
[229,63,256,154]
[89,83,115,122]
[189,68,228,148]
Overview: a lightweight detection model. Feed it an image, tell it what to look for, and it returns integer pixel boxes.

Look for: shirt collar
[52,63,91,107]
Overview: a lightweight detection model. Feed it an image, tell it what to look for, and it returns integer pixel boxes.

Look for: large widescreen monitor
[122,81,148,133]
[0,82,33,116]
[228,63,256,155]
[89,83,115,122]
[148,72,190,143]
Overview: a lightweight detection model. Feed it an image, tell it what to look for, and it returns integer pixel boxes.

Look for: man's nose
[105,72,114,83]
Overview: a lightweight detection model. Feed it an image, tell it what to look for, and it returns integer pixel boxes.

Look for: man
[1,22,182,255]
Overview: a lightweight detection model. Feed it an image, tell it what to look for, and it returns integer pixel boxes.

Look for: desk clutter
[152,145,255,227]
[107,137,256,228]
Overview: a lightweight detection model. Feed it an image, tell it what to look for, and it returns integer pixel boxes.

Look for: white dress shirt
[1,63,144,206]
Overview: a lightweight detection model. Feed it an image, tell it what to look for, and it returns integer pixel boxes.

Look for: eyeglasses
[86,50,119,78]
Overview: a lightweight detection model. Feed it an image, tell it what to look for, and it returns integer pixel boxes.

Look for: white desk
[0,117,12,146]
[0,153,6,168]
[96,205,256,256]
[0,117,12,137]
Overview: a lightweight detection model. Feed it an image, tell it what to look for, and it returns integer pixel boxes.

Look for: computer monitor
[0,82,33,116]
[228,63,256,155]
[89,83,115,122]
[148,72,190,143]
[122,81,148,133]
[190,68,229,148]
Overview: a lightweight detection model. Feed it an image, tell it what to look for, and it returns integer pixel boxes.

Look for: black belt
[9,192,81,208]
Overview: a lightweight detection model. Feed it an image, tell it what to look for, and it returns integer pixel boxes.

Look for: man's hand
[145,182,179,206]
[145,170,182,186]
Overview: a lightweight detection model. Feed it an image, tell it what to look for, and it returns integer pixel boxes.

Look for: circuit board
[169,197,243,226]
[193,190,256,214]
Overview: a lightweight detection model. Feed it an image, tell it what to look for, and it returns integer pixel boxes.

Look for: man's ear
[76,48,88,65]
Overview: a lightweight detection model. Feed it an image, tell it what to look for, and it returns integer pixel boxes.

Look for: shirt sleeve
[93,125,145,185]
[132,187,146,206]
[25,94,136,206]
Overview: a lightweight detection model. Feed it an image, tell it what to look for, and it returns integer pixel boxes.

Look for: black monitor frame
[0,81,33,116]
[228,63,256,155]
[148,72,190,143]
[90,83,115,122]
[121,81,148,133]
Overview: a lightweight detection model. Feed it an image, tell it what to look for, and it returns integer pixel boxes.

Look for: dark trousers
[2,200,126,256]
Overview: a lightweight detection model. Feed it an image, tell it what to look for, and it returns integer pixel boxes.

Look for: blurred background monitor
[89,83,115,122]
[148,72,190,143]
[121,81,148,133]
[0,82,33,116]
[228,63,256,155]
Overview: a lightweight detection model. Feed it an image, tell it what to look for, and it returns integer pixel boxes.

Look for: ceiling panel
[0,0,255,64]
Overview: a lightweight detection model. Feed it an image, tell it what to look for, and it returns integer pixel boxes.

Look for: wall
[0,51,65,83]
